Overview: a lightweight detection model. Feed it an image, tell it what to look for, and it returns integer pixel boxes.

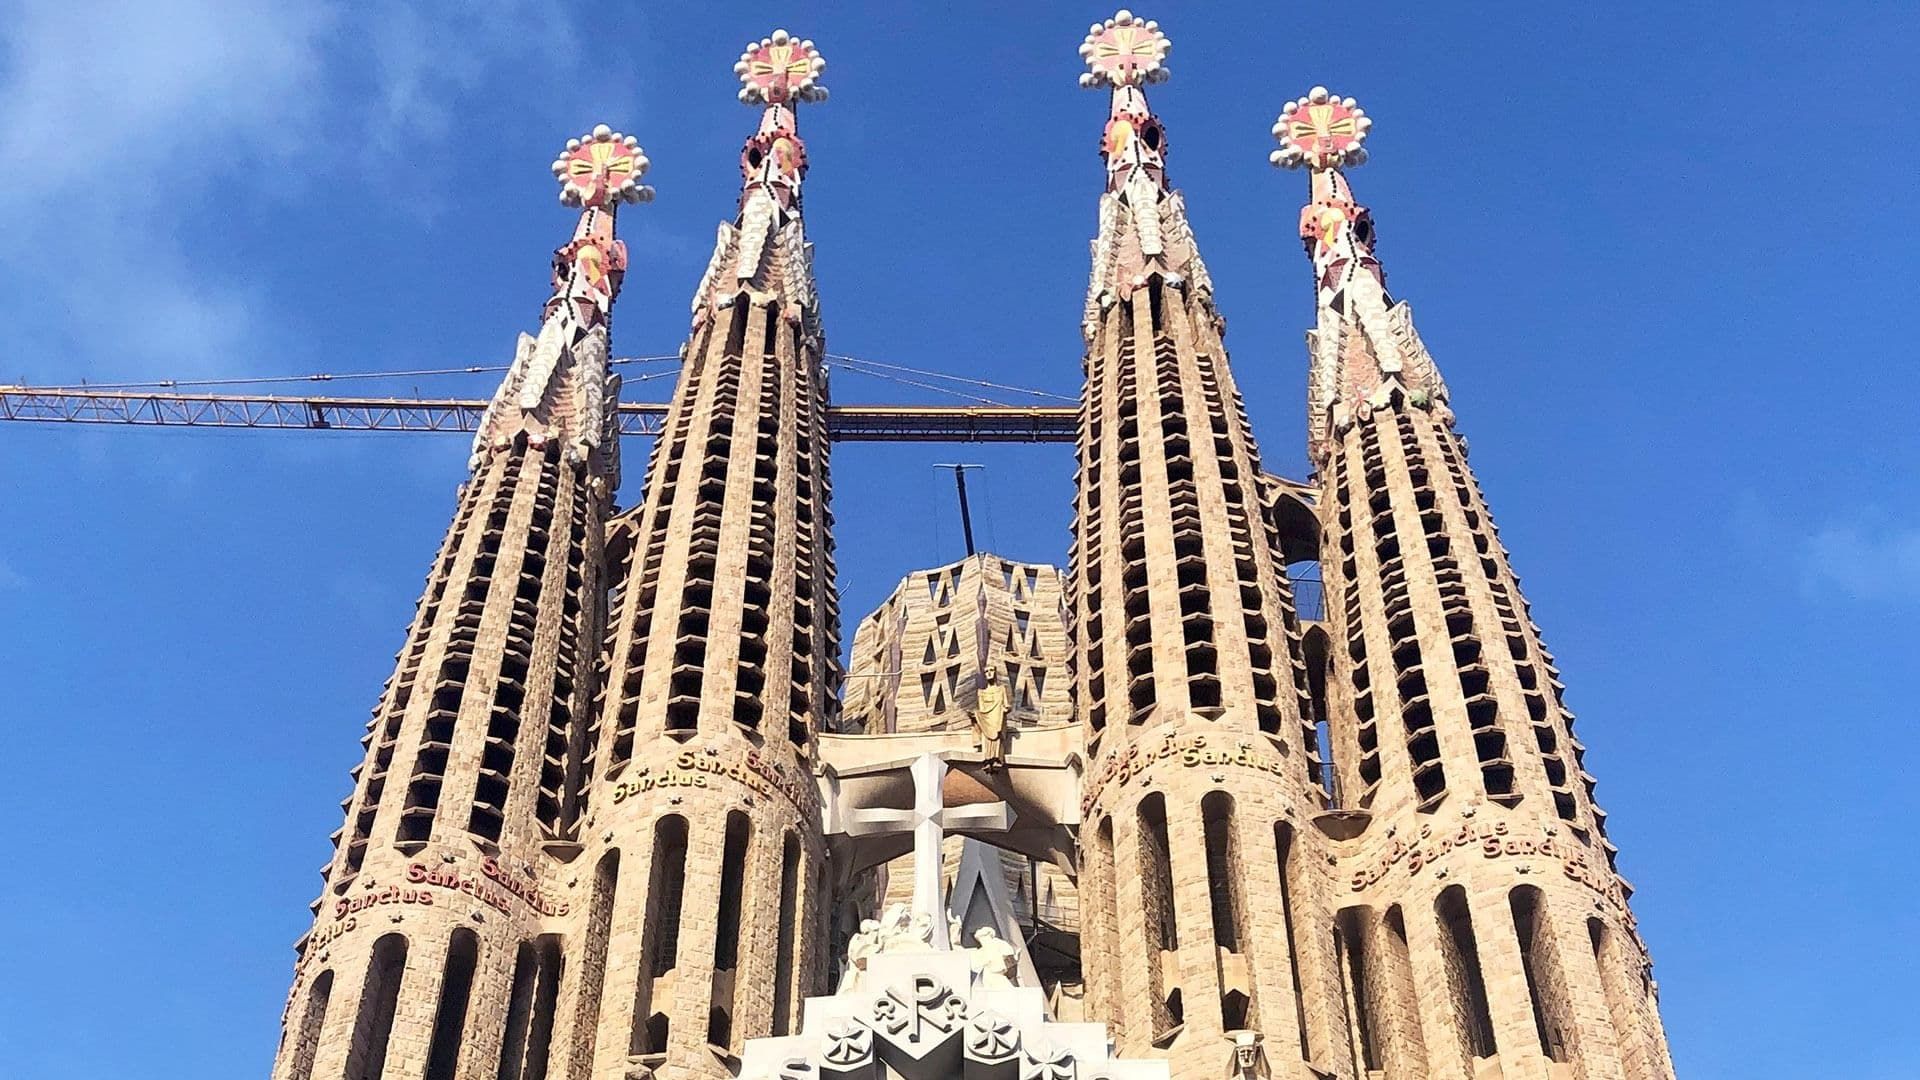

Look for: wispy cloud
[0,557,25,590]
[0,1,585,377]
[1804,520,1920,604]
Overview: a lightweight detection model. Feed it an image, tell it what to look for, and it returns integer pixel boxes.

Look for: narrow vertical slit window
[425,929,480,1080]
[1139,793,1180,1039]
[709,811,752,1050]
[772,833,801,1036]
[1201,792,1240,951]
[568,850,620,1075]
[284,970,332,1080]
[1335,909,1380,1074]
[1436,885,1498,1059]
[631,815,688,1057]
[344,933,408,1080]
[1274,823,1313,1061]
[1094,817,1123,1032]
[1511,886,1571,1062]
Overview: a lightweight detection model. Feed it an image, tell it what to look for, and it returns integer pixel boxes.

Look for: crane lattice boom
[0,387,1078,443]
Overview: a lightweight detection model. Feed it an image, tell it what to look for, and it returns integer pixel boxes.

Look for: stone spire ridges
[694,30,827,330]
[1273,91,1449,463]
[470,123,648,476]
[1078,10,1210,339]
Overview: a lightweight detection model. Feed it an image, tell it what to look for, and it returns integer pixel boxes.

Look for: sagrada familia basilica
[270,14,1678,1080]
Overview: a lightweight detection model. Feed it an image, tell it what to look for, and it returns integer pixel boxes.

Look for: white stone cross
[844,753,1011,950]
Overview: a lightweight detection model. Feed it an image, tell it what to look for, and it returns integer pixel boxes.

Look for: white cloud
[1804,521,1920,604]
[0,1,331,370]
[0,557,24,590]
[362,5,581,154]
[0,1,587,377]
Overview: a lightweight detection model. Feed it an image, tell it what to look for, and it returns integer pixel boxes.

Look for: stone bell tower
[1272,86,1678,1079]
[1065,12,1346,1079]
[272,124,652,1080]
[564,29,839,1080]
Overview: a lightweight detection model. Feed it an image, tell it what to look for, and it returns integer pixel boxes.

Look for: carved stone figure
[1224,1030,1268,1080]
[973,669,1008,768]
[838,917,882,991]
[969,926,1020,990]
[875,902,933,954]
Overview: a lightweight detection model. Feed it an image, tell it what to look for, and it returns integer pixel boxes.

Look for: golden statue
[973,668,1008,768]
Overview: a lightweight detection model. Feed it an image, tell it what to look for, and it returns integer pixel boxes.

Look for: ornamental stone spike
[549,122,655,207]
[735,28,829,105]
[1269,85,1372,170]
[1077,9,1172,89]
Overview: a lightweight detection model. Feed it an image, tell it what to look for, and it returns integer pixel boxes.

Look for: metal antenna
[933,463,984,556]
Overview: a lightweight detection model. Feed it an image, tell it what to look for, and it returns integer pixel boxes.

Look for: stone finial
[1270,87,1371,170]
[1078,10,1171,88]
[736,29,828,105]
[551,124,655,207]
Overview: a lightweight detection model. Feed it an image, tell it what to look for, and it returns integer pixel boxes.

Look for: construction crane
[0,386,1077,443]
[0,351,1084,444]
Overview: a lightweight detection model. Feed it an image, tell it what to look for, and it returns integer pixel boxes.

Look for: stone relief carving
[968,926,1020,990]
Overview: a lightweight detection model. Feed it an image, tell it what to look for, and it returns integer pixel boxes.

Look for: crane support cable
[20,354,685,393]
[827,359,1008,407]
[825,352,1076,403]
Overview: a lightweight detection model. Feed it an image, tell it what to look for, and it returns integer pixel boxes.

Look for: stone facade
[842,553,1081,997]
[269,17,1676,1080]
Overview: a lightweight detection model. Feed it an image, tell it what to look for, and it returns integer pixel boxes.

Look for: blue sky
[1,2,1914,1076]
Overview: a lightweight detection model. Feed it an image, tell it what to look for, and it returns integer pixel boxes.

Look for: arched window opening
[707,811,752,1052]
[1202,792,1240,951]
[631,815,688,1057]
[1511,886,1572,1062]
[284,969,332,1080]
[714,812,752,971]
[1140,795,1178,951]
[1588,918,1657,1080]
[1436,885,1498,1059]
[1335,909,1380,1073]
[568,850,620,1079]
[772,833,802,1036]
[1274,823,1313,1061]
[499,936,564,1080]
[425,929,480,1080]
[1093,816,1123,1031]
[344,933,408,1080]
[1140,793,1181,1041]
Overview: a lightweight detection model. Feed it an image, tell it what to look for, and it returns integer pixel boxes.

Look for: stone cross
[844,753,1011,950]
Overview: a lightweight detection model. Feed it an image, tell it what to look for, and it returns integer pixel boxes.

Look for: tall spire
[274,125,649,1080]
[1078,10,1211,339]
[1271,90,1448,467]
[688,29,827,335]
[1069,13,1335,1072]
[1279,87,1676,1079]
[578,32,839,1075]
[471,125,652,481]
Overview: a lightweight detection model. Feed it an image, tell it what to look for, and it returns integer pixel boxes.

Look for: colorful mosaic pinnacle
[1077,9,1171,88]
[549,124,654,208]
[1270,86,1371,169]
[735,28,828,105]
